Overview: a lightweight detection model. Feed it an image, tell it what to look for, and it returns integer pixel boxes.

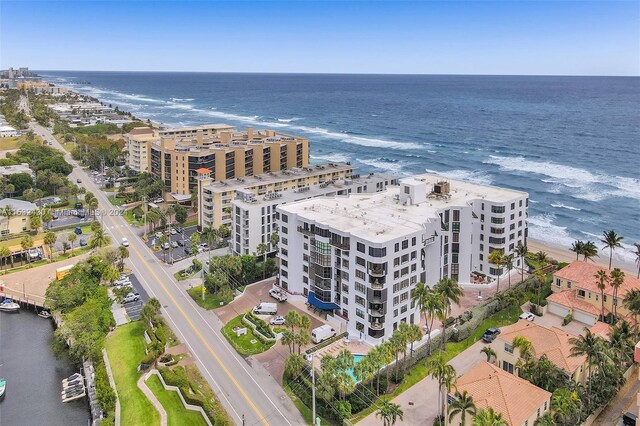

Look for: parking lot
[144,225,200,263]
[119,273,150,321]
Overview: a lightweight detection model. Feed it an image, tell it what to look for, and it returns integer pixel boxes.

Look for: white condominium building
[276,174,528,343]
[231,173,397,256]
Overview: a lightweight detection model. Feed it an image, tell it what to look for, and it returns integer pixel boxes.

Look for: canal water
[0,309,89,425]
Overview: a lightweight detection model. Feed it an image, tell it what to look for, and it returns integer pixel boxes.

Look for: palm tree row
[281,310,311,355]
[570,240,599,262]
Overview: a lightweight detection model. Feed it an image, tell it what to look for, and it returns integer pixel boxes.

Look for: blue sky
[1,1,638,75]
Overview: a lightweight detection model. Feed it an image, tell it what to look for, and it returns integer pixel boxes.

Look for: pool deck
[311,339,372,370]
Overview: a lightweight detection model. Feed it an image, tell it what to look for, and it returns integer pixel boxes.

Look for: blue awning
[308,292,340,311]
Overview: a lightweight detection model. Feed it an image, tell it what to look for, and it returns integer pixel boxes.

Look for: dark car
[481,327,501,343]
[79,238,88,247]
[623,412,637,426]
[74,227,82,235]
[177,239,185,247]
[184,246,193,255]
[75,202,83,209]
[52,212,59,220]
[76,178,82,183]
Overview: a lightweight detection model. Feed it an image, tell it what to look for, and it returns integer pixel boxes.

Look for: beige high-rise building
[196,163,354,230]
[150,125,309,200]
[124,127,157,173]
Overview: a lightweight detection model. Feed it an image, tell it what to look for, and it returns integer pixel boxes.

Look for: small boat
[0,378,6,399]
[63,378,83,388]
[62,373,83,385]
[62,385,84,395]
[62,388,85,403]
[0,299,20,313]
[38,310,51,319]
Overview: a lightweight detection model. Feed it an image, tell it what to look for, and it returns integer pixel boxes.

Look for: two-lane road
[31,122,304,426]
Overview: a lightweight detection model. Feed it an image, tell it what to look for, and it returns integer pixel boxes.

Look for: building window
[355,296,365,306]
[502,361,514,374]
[402,240,408,250]
[355,282,366,293]
[369,247,387,257]
[356,309,364,319]
[357,242,365,253]
[555,278,561,287]
[577,289,586,299]
[505,343,513,354]
[411,237,416,246]
[394,242,399,252]
[356,257,365,267]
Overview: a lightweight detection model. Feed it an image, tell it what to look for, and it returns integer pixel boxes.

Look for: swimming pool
[345,354,365,382]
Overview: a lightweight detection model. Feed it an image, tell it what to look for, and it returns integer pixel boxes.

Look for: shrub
[94,360,116,415]
[244,312,275,339]
[305,332,348,354]
[444,316,456,326]
[49,200,70,208]
[530,304,543,317]
[562,312,574,326]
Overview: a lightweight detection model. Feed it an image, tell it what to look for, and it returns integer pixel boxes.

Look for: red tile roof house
[547,261,640,326]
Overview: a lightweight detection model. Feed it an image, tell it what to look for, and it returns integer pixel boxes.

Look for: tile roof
[555,261,640,299]
[455,361,551,426]
[547,290,603,316]
[498,320,586,373]
[128,127,154,135]
[589,321,612,339]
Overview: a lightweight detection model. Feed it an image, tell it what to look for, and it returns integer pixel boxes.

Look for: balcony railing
[297,226,314,236]
[369,267,386,277]
[370,323,383,330]
[369,309,384,318]
[371,279,384,290]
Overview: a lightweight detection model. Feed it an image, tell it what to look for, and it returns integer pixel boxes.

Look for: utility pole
[311,353,316,426]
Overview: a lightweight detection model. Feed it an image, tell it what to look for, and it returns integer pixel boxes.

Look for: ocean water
[41,72,640,262]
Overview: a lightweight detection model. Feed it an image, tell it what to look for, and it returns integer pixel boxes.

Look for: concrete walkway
[102,348,121,426]
[137,372,167,426]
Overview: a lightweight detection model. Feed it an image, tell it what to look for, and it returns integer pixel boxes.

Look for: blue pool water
[346,354,366,382]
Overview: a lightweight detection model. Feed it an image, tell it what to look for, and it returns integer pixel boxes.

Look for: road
[30,119,304,426]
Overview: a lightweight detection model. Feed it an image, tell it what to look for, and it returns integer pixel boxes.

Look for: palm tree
[281,330,295,354]
[512,335,534,373]
[2,205,14,235]
[488,250,505,294]
[595,269,609,320]
[515,243,528,283]
[256,242,268,279]
[20,235,34,267]
[551,388,582,426]
[404,323,422,364]
[601,230,624,270]
[570,240,584,261]
[434,277,464,350]
[505,254,514,290]
[480,346,496,363]
[67,233,77,254]
[89,228,112,249]
[472,408,506,426]
[623,289,640,324]
[0,245,10,273]
[448,390,476,425]
[389,329,406,382]
[582,241,598,262]
[283,354,305,380]
[411,282,442,355]
[376,398,404,426]
[426,352,457,420]
[354,356,376,385]
[118,245,129,271]
[44,231,57,261]
[41,207,53,230]
[569,327,604,409]
[159,234,168,262]
[367,344,386,395]
[634,242,640,279]
[610,268,625,319]
[102,265,120,286]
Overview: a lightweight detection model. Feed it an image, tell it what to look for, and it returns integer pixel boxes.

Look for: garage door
[548,302,570,317]
[573,310,597,326]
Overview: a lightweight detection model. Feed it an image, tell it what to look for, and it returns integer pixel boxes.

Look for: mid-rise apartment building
[124,127,157,173]
[196,163,355,231]
[151,125,309,198]
[276,174,528,342]
[231,173,396,256]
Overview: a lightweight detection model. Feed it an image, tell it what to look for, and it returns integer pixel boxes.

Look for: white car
[269,288,288,302]
[171,241,178,248]
[122,292,140,304]
[121,238,129,247]
[155,232,162,239]
[270,316,286,326]
[154,198,164,204]
[519,312,535,322]
[162,242,170,250]
[170,228,177,235]
[28,248,41,259]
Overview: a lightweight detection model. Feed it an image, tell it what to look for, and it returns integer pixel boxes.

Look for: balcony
[331,239,350,250]
[297,226,314,236]
[423,235,437,246]
[369,309,384,318]
[370,279,384,290]
[368,265,386,277]
[370,323,383,330]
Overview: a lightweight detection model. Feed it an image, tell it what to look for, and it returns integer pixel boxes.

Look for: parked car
[79,238,88,247]
[28,248,40,260]
[75,202,83,209]
[122,292,140,304]
[162,242,170,250]
[170,228,177,235]
[76,178,82,183]
[155,231,162,239]
[270,316,286,326]
[252,303,278,315]
[153,198,164,204]
[177,239,185,247]
[184,247,193,255]
[171,241,178,248]
[519,312,535,322]
[74,227,82,235]
[198,243,209,250]
[482,327,501,343]
[269,288,288,302]
[52,212,59,220]
[121,238,129,247]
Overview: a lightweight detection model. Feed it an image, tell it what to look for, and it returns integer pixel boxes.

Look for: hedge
[305,332,348,355]
[242,312,275,341]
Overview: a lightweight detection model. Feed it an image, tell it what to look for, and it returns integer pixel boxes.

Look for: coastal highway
[30,121,304,426]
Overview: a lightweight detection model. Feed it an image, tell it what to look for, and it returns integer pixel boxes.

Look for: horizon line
[32,69,640,78]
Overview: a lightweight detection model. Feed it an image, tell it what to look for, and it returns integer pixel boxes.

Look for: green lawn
[284,385,332,426]
[221,314,274,356]
[105,322,160,426]
[182,219,198,228]
[123,210,144,227]
[174,269,198,281]
[145,374,207,426]
[187,286,229,309]
[350,305,522,423]
[0,135,25,150]
[108,196,127,206]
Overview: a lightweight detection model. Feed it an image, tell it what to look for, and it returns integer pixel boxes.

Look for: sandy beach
[528,238,638,277]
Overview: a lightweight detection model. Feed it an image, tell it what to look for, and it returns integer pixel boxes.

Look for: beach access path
[30,117,303,426]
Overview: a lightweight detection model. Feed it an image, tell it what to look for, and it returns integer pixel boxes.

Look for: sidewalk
[596,366,639,425]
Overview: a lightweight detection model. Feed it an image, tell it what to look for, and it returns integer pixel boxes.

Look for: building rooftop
[555,261,640,298]
[0,163,32,176]
[159,123,234,134]
[0,198,38,213]
[203,163,355,193]
[127,127,154,135]
[455,361,551,426]
[279,173,526,243]
[497,320,586,373]
[233,173,396,208]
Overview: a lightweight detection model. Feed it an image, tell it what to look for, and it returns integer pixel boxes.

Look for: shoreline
[528,238,638,276]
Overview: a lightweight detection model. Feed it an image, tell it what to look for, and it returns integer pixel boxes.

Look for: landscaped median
[221,312,276,355]
[145,373,208,426]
